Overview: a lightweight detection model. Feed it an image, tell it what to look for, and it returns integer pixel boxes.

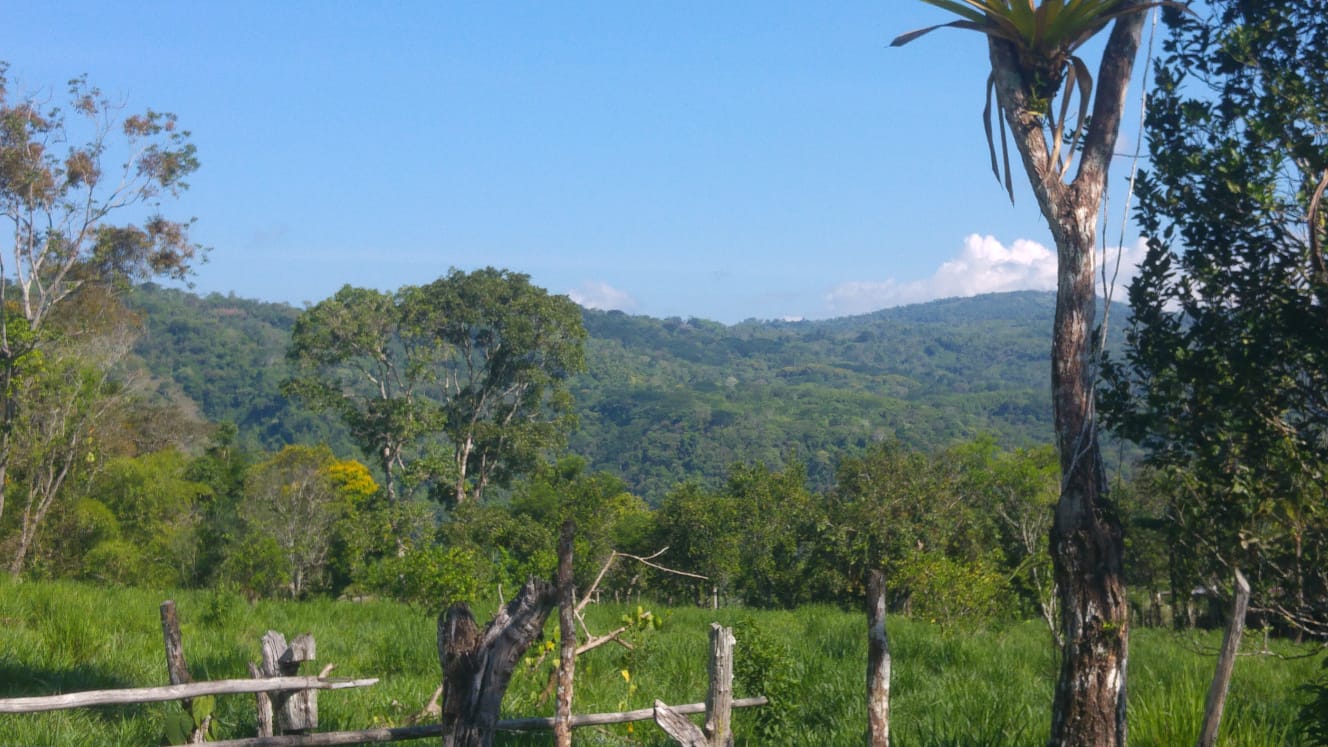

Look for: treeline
[127,284,1081,500]
[11,417,1176,635]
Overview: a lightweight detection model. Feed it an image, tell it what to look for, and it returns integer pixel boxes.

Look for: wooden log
[0,677,378,714]
[554,520,576,747]
[201,698,770,747]
[704,623,735,747]
[438,577,558,747]
[867,569,891,747]
[249,662,275,738]
[1196,569,1251,747]
[654,700,708,746]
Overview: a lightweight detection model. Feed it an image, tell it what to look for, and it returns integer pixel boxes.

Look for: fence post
[1196,569,1251,747]
[654,623,735,747]
[258,631,318,735]
[161,600,210,743]
[705,623,735,747]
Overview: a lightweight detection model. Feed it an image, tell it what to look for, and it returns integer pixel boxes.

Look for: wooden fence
[0,596,765,746]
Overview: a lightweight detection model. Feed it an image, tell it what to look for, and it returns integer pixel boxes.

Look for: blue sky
[4,2,1153,323]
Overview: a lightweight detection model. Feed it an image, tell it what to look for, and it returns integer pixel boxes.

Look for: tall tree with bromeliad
[893,2,1185,744]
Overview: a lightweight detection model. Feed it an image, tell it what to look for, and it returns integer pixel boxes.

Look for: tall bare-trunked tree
[895,3,1183,744]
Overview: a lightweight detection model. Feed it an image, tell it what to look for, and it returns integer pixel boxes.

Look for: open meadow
[0,579,1319,746]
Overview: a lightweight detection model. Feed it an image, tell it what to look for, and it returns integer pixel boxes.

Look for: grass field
[0,579,1319,746]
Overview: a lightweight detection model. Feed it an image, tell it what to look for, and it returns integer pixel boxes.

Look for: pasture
[0,579,1318,746]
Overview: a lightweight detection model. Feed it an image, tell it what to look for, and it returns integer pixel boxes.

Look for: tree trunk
[1044,209,1130,747]
[867,570,890,747]
[983,7,1148,746]
[438,578,558,747]
[554,522,576,747]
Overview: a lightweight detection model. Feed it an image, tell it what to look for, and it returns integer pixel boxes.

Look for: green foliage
[403,267,588,504]
[358,545,483,614]
[731,615,799,742]
[1100,0,1328,638]
[232,445,370,598]
[893,551,1013,629]
[131,285,1092,503]
[126,286,350,455]
[649,462,832,608]
[218,533,289,601]
[1302,654,1328,746]
[79,540,146,587]
[287,269,586,505]
[77,449,212,587]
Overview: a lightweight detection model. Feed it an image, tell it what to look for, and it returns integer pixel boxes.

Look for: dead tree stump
[438,578,558,747]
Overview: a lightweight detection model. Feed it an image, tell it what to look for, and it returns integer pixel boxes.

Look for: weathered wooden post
[654,623,736,747]
[1196,569,1251,747]
[554,520,577,747]
[438,578,558,747]
[867,569,891,747]
[160,600,210,743]
[256,631,318,735]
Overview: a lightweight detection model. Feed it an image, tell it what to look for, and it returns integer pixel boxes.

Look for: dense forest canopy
[126,285,1110,501]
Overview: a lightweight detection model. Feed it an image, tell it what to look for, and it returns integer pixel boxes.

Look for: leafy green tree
[0,63,201,548]
[232,445,366,598]
[1,290,141,577]
[652,461,823,608]
[893,3,1179,740]
[289,269,586,505]
[81,449,213,587]
[403,268,587,503]
[286,286,444,503]
[1101,0,1328,640]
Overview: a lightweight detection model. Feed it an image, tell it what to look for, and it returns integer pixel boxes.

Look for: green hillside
[127,285,1084,501]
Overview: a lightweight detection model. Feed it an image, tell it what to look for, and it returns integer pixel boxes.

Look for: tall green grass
[0,579,1318,746]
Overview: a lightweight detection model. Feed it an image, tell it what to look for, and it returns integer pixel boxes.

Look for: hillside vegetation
[127,285,1081,500]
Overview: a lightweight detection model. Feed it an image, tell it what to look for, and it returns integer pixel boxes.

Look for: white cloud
[824,234,1148,316]
[568,281,636,312]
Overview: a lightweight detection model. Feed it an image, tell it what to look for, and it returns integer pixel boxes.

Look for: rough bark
[438,578,558,747]
[985,6,1148,746]
[867,570,890,747]
[704,623,735,747]
[161,600,210,743]
[259,631,319,734]
[554,521,576,747]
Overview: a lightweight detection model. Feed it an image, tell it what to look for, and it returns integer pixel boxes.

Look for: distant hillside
[126,285,1088,501]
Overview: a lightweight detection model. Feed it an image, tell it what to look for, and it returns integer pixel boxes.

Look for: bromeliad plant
[893,1,1189,197]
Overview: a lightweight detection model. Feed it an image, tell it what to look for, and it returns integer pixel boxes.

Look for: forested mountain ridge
[127,285,1078,501]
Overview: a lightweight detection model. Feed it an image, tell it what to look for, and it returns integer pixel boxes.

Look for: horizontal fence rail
[200,697,771,747]
[0,676,378,714]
